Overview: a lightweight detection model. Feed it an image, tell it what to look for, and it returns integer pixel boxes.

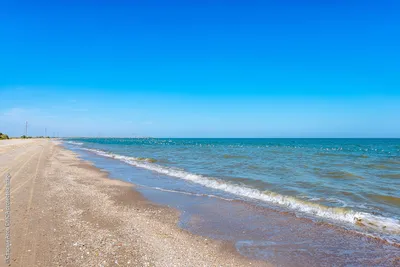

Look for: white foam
[66,141,84,146]
[82,147,400,238]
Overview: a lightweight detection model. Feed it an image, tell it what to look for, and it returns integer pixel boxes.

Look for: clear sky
[1,1,399,137]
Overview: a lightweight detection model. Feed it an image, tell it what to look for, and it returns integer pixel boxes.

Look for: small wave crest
[66,141,84,146]
[82,147,400,240]
[379,173,400,179]
[368,194,400,207]
[223,154,250,159]
[138,184,234,201]
[313,168,364,180]
[136,157,157,163]
[367,164,399,170]
[81,149,157,163]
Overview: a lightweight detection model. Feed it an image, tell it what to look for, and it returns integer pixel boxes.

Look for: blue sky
[1,1,399,137]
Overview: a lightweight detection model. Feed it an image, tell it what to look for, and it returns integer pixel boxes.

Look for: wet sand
[0,139,268,266]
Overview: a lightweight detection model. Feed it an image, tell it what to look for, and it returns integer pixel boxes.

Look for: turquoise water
[65,138,400,242]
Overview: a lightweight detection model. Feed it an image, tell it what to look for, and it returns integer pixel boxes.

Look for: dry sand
[0,139,270,267]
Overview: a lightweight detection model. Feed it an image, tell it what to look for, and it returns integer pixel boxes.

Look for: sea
[64,138,400,266]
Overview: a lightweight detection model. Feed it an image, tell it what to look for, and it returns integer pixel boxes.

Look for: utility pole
[45,128,47,137]
[25,121,28,136]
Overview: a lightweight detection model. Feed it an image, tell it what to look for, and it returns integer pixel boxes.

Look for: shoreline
[64,140,400,266]
[73,142,400,244]
[0,139,268,266]
[61,145,263,265]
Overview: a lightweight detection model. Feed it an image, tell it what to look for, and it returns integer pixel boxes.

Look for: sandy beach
[0,139,268,267]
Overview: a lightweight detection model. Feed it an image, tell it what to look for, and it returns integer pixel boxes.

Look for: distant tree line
[20,135,51,139]
[0,132,10,140]
[0,133,52,140]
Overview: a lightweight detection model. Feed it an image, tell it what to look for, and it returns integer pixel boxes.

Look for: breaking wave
[66,141,84,146]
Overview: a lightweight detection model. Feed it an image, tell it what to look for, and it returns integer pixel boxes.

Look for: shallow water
[65,138,400,243]
[64,142,400,266]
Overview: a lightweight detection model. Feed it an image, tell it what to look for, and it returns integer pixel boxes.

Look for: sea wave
[317,170,364,180]
[66,141,84,146]
[82,147,400,240]
[135,157,157,163]
[137,184,235,202]
[223,154,250,159]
